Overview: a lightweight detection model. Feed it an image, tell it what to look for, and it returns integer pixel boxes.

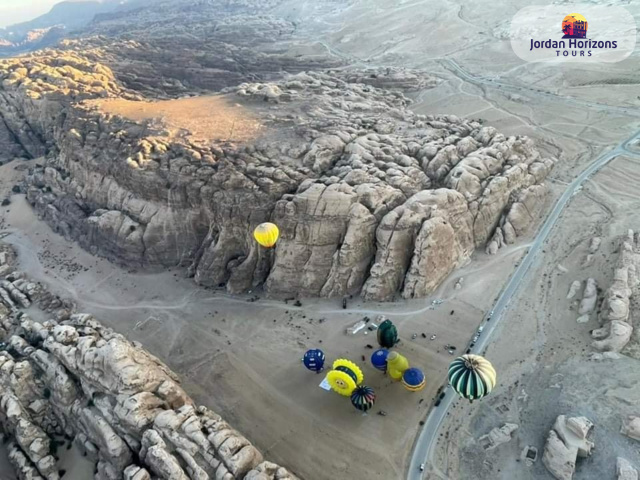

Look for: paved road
[407,128,640,479]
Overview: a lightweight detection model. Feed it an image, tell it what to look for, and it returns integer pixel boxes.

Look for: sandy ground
[0,174,520,479]
[87,95,265,144]
[430,154,640,480]
[1,1,640,479]
[429,157,640,480]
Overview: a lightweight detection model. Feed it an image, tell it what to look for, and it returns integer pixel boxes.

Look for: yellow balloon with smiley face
[326,359,364,396]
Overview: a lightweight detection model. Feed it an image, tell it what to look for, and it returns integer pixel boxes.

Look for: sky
[0,0,61,28]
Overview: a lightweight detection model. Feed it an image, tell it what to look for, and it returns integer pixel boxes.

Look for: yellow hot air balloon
[326,359,364,396]
[386,351,409,381]
[253,222,280,248]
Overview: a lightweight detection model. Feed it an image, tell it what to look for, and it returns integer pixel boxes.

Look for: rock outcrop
[486,182,550,254]
[0,244,297,480]
[0,0,554,301]
[57,0,346,98]
[579,278,598,315]
[567,280,581,300]
[577,277,597,322]
[0,53,554,301]
[477,423,518,450]
[592,230,638,352]
[582,236,602,267]
[618,457,639,480]
[621,416,640,442]
[542,415,594,480]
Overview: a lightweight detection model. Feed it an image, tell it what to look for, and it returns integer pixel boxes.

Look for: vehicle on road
[419,463,425,472]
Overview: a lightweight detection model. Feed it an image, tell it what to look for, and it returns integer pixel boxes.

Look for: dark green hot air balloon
[377,319,398,349]
[448,354,497,402]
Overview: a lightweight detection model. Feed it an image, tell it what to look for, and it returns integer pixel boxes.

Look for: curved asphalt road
[407,129,640,479]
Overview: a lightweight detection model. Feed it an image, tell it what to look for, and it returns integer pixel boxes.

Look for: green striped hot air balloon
[448,354,496,402]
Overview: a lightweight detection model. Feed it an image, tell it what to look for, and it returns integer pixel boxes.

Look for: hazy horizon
[0,0,62,28]
[0,0,110,29]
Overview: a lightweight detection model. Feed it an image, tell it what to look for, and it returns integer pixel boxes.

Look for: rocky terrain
[10,1,640,479]
[0,27,67,58]
[56,0,346,97]
[591,231,638,353]
[0,1,152,57]
[432,155,640,480]
[0,241,297,480]
[0,45,554,301]
[542,416,594,480]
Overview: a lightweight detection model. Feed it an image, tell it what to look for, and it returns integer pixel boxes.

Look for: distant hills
[0,0,149,56]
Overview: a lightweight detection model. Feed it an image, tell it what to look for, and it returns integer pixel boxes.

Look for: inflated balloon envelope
[326,359,364,396]
[386,351,409,381]
[448,354,497,402]
[253,222,279,248]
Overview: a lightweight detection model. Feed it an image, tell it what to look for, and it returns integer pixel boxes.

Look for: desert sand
[1,0,640,479]
[431,153,640,480]
[89,96,265,143]
[0,170,508,478]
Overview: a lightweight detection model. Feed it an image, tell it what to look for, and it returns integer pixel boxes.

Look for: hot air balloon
[327,359,364,396]
[377,319,398,348]
[253,222,279,248]
[386,351,409,381]
[303,349,325,373]
[351,386,376,413]
[402,367,426,392]
[448,354,496,402]
[370,349,389,372]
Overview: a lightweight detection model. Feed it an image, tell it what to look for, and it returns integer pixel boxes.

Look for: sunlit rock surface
[0,244,297,480]
[0,0,554,301]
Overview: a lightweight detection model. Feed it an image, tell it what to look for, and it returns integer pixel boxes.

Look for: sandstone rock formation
[0,244,297,480]
[582,236,602,267]
[567,280,581,300]
[592,230,638,352]
[621,416,640,442]
[542,415,594,480]
[0,0,554,301]
[576,277,597,322]
[477,423,518,450]
[486,182,550,254]
[618,457,639,480]
[0,54,554,301]
[578,278,598,315]
[57,0,346,98]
